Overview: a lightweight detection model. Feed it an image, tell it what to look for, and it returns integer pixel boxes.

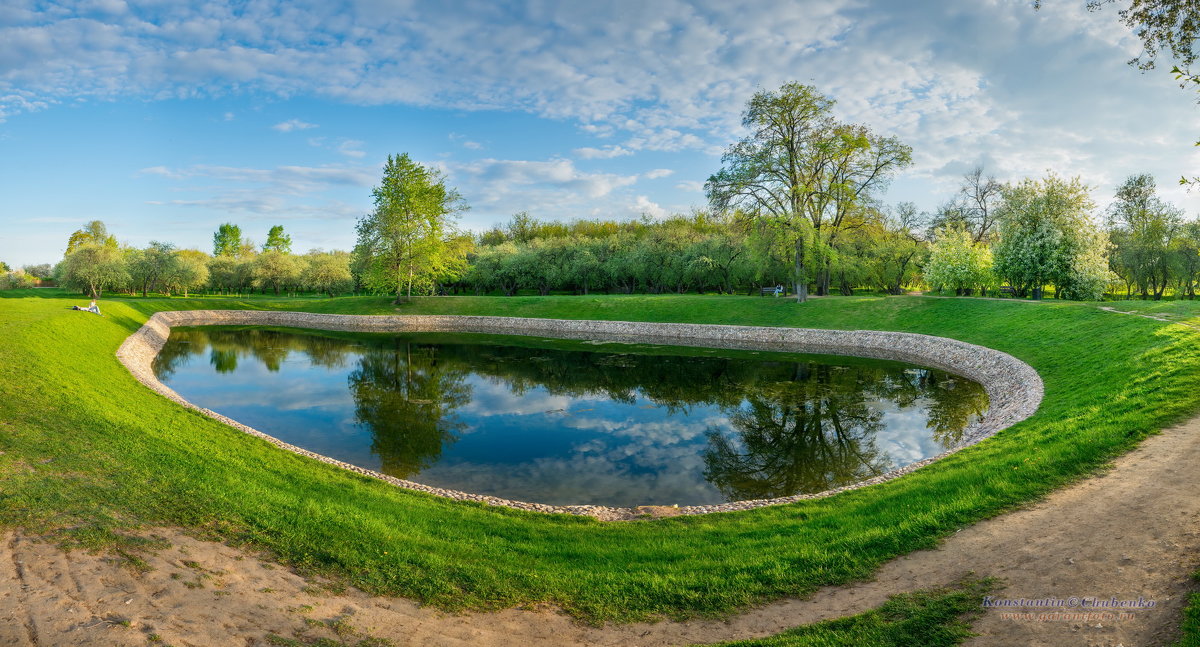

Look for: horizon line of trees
[25,165,1200,302]
[8,82,1199,302]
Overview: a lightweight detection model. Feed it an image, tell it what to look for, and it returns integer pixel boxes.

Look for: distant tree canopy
[22,263,52,280]
[212,223,242,257]
[169,249,210,297]
[263,225,293,254]
[930,167,1003,243]
[252,250,301,296]
[303,251,355,297]
[66,220,117,254]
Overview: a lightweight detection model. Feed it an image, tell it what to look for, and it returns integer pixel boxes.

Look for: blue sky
[2,0,1199,267]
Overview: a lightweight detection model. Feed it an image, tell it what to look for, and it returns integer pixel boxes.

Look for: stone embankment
[117,310,1043,521]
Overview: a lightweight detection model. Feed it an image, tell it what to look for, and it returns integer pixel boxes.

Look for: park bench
[998,285,1018,297]
[760,285,784,297]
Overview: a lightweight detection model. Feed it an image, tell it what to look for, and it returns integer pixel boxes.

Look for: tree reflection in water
[154,328,989,503]
[702,363,991,499]
[702,362,892,501]
[348,340,471,478]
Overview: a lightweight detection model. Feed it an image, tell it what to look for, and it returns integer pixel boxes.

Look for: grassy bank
[1,289,1198,623]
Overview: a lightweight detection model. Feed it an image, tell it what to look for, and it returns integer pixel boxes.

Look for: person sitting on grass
[72,298,102,315]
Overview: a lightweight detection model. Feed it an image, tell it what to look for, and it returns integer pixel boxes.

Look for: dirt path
[2,417,1198,646]
[1099,305,1200,331]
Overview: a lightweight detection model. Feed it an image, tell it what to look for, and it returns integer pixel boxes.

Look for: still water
[154,327,988,507]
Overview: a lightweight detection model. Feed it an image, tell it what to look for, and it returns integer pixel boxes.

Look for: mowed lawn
[1,289,1199,624]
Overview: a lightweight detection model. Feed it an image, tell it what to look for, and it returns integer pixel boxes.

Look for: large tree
[127,241,178,297]
[252,250,300,296]
[1106,173,1183,299]
[301,251,354,297]
[165,249,211,297]
[930,167,1003,243]
[354,153,469,303]
[923,225,994,296]
[57,243,128,298]
[706,83,911,302]
[1173,219,1200,298]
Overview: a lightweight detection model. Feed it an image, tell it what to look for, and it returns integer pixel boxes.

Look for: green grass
[1177,572,1200,647]
[2,289,1199,624]
[698,578,995,647]
[1098,298,1200,328]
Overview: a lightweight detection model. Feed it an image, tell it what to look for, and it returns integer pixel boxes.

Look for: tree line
[12,82,1199,302]
[42,220,355,299]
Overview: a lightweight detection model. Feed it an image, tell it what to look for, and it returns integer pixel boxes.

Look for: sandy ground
[2,416,1198,647]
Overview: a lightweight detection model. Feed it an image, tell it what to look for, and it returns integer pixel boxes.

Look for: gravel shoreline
[116,310,1043,521]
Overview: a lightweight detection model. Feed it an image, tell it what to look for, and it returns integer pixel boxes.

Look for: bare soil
[2,417,1198,647]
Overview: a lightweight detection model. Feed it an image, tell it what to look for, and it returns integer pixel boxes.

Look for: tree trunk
[793,236,807,303]
[816,256,832,296]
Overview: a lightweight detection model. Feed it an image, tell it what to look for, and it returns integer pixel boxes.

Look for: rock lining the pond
[117,310,1043,522]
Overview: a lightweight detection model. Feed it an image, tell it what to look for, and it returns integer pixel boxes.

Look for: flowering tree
[923,226,993,296]
[992,173,1112,300]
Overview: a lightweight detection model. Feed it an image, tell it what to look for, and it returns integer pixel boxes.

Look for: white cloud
[3,1,1200,218]
[453,157,638,200]
[631,195,668,219]
[675,180,705,192]
[643,168,674,180]
[137,165,182,179]
[337,139,366,158]
[449,133,483,150]
[271,118,317,132]
[153,195,361,220]
[139,163,373,220]
[573,145,632,159]
[143,164,374,191]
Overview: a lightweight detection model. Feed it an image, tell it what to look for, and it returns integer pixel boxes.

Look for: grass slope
[1,290,1198,624]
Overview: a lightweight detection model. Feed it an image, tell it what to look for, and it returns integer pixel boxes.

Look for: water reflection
[154,328,988,506]
[702,364,891,501]
[349,341,470,478]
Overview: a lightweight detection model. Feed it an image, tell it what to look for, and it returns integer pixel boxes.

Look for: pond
[153,327,989,507]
